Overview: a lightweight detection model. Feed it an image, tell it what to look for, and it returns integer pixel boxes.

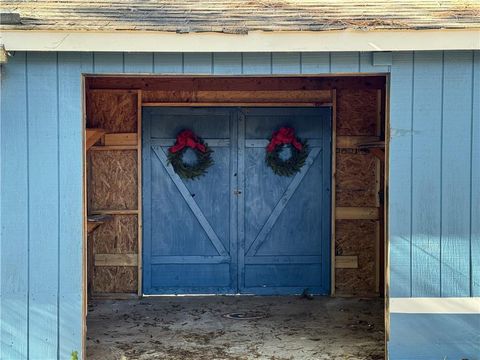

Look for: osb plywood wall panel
[86,88,140,297]
[335,88,381,296]
[87,90,138,132]
[93,215,138,254]
[89,150,138,211]
[93,266,138,293]
[335,220,377,295]
[336,151,378,207]
[336,89,378,136]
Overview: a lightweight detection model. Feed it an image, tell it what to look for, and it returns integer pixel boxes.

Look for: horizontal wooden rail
[92,293,139,300]
[89,145,138,151]
[336,207,379,220]
[142,102,329,107]
[95,254,138,267]
[335,255,358,269]
[142,89,332,104]
[103,133,138,146]
[90,209,139,215]
[336,136,381,149]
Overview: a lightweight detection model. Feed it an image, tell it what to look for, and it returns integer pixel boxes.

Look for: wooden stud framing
[375,220,381,293]
[336,135,380,148]
[137,91,143,297]
[142,102,327,107]
[376,166,381,288]
[90,209,139,215]
[336,206,379,220]
[92,293,139,300]
[375,155,382,294]
[94,253,138,267]
[384,76,391,347]
[85,128,105,150]
[86,75,387,92]
[331,89,337,296]
[103,133,138,146]
[141,89,332,104]
[335,255,358,269]
[81,74,88,360]
[375,91,383,294]
[89,145,138,151]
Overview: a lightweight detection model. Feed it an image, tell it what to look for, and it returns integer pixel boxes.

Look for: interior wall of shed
[84,75,386,299]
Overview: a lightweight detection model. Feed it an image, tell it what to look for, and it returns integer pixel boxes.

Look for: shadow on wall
[389,313,480,360]
[390,233,472,297]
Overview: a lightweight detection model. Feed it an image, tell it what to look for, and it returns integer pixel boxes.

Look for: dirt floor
[87,296,384,360]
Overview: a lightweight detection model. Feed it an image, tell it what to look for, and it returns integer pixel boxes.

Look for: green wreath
[265,127,309,177]
[168,130,214,180]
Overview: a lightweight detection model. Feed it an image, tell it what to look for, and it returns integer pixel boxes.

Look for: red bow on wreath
[169,130,206,153]
[266,127,303,153]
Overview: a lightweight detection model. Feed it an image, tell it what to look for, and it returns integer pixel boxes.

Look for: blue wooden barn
[1,1,479,359]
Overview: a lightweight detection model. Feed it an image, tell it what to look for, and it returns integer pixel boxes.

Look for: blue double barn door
[143,107,332,295]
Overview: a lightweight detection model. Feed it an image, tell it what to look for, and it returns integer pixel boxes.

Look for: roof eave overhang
[1,29,479,52]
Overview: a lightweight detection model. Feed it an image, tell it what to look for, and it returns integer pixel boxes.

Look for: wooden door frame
[82,74,389,359]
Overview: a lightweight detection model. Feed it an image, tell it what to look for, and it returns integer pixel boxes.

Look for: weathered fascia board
[1,29,479,52]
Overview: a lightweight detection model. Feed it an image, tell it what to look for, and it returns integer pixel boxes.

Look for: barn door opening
[142,107,332,295]
[84,75,387,359]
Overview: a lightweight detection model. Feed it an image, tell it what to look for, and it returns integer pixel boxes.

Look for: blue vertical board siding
[359,52,390,73]
[330,52,360,73]
[441,51,474,297]
[27,52,59,358]
[57,52,92,358]
[389,50,479,297]
[213,53,242,74]
[1,50,479,360]
[242,53,271,74]
[153,53,183,74]
[300,52,330,74]
[1,52,29,360]
[472,51,480,296]
[411,52,443,297]
[389,52,414,297]
[124,53,154,73]
[272,53,301,74]
[93,52,124,73]
[183,53,213,74]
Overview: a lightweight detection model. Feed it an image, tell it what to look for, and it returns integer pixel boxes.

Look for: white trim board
[1,29,479,52]
[390,297,480,314]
